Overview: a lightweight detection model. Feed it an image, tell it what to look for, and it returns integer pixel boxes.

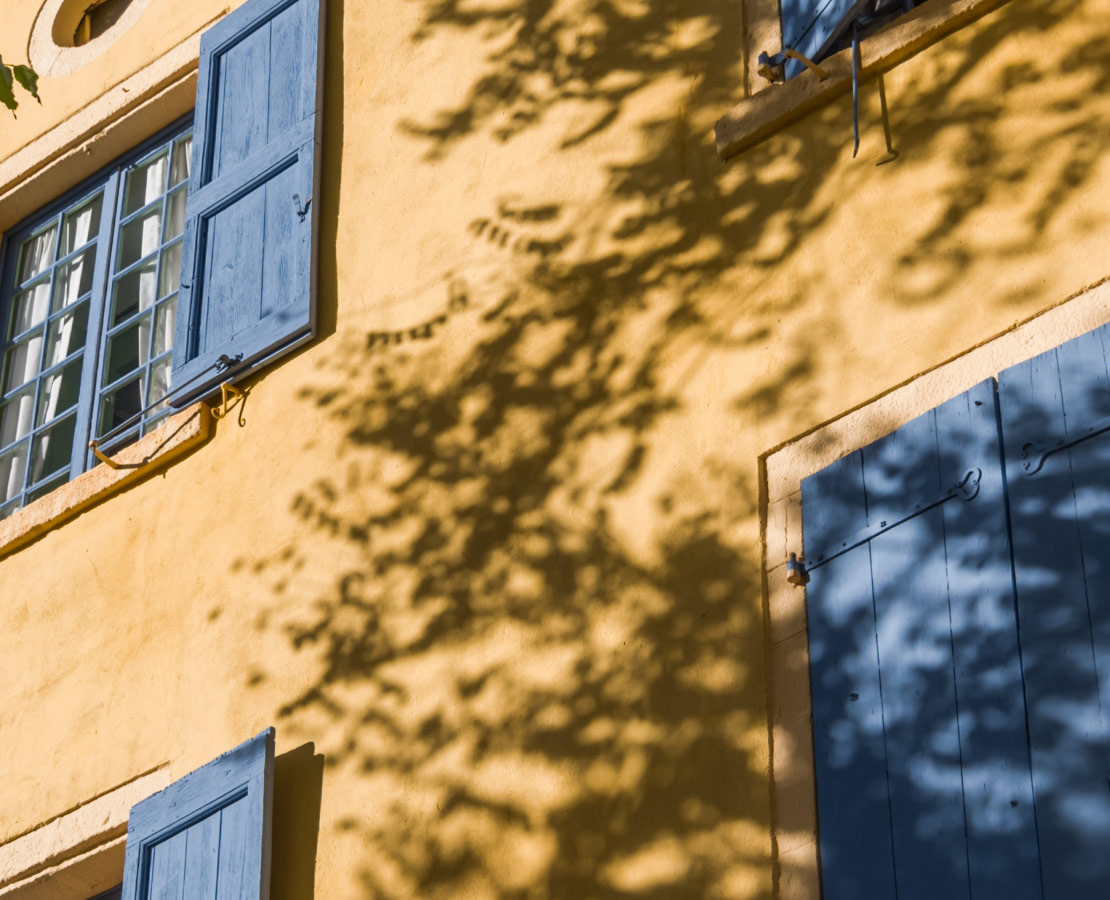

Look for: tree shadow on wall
[239,1,1110,898]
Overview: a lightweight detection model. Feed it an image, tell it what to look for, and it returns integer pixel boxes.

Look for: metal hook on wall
[211,381,246,422]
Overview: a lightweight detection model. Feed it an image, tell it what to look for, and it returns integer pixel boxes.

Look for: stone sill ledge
[715,0,1013,160]
[0,402,211,560]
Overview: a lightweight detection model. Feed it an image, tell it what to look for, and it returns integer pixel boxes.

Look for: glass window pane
[52,246,97,312]
[3,334,43,392]
[112,259,157,325]
[105,315,150,385]
[0,497,20,520]
[98,376,143,437]
[37,359,83,426]
[123,152,168,215]
[159,241,183,299]
[10,281,51,335]
[148,357,171,407]
[169,136,192,187]
[164,187,187,242]
[44,302,90,368]
[16,226,58,285]
[153,298,176,357]
[0,389,33,449]
[0,439,29,502]
[31,414,76,483]
[60,193,103,255]
[118,204,163,270]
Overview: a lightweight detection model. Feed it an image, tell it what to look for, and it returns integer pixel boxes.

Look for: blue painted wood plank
[121,730,274,900]
[861,404,970,900]
[182,814,221,900]
[804,451,898,900]
[172,0,323,406]
[782,0,870,78]
[1000,335,1110,900]
[260,164,302,318]
[203,182,266,344]
[216,798,251,900]
[212,24,270,179]
[804,381,1040,900]
[934,381,1041,900]
[150,829,187,900]
[267,2,305,139]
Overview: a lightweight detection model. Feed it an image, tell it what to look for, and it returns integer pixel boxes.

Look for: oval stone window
[30,0,155,77]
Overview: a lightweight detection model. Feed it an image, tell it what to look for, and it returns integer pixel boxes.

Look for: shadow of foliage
[239,0,1110,898]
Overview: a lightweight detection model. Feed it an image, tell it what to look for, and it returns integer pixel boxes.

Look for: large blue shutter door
[171,0,324,406]
[780,0,870,78]
[999,324,1110,900]
[120,730,274,900]
[802,380,1040,900]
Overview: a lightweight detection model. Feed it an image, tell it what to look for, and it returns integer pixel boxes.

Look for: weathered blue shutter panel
[780,0,870,78]
[120,730,274,900]
[802,380,1040,900]
[171,0,324,405]
[999,324,1110,900]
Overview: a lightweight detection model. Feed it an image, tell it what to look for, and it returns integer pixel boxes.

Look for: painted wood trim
[761,275,1110,900]
[717,0,1014,160]
[121,730,275,900]
[0,401,213,560]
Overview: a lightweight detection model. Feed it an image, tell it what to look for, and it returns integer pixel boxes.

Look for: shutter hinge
[1021,414,1110,475]
[793,467,982,582]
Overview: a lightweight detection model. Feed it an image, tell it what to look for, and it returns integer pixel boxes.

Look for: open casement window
[801,320,1110,899]
[121,730,274,900]
[171,0,326,406]
[780,0,927,79]
[0,0,323,519]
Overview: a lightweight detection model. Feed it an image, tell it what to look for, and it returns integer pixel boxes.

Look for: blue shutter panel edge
[170,0,325,407]
[121,729,275,900]
[802,381,1041,900]
[782,0,870,79]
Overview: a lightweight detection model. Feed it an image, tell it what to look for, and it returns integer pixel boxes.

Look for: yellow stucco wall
[0,0,1108,898]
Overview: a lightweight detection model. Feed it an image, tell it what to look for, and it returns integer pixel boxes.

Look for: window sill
[0,768,169,900]
[0,402,212,560]
[716,0,1012,160]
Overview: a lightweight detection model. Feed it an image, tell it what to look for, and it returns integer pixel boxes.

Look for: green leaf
[12,65,39,104]
[0,65,17,115]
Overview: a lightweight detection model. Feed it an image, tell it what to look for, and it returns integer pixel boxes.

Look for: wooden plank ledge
[715,0,1013,160]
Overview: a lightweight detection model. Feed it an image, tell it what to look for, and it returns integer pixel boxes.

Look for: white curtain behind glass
[1,226,57,500]
[32,205,98,482]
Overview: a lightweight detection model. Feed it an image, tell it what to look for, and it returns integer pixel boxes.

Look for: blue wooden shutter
[171,0,324,405]
[120,730,274,900]
[999,324,1110,900]
[780,0,868,78]
[802,380,1040,900]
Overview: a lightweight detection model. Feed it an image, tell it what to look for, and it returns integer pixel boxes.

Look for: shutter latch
[293,193,312,222]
